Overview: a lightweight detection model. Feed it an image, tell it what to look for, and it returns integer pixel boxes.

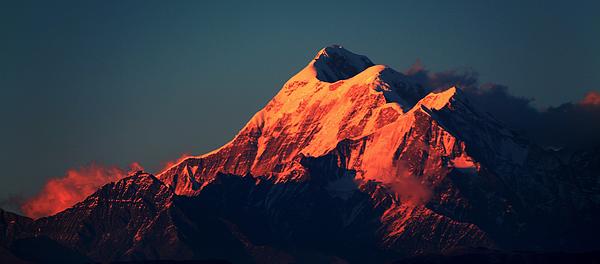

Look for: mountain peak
[418,87,460,110]
[293,45,375,83]
[313,45,361,59]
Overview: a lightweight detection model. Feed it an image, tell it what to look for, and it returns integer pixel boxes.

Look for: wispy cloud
[20,162,143,219]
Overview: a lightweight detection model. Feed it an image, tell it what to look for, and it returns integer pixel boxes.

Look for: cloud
[404,61,600,149]
[386,174,431,206]
[533,100,600,149]
[361,153,431,206]
[20,162,143,219]
[580,91,600,106]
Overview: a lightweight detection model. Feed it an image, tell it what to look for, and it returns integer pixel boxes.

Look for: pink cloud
[21,162,143,219]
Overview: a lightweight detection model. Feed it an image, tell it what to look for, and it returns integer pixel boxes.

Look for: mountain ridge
[1,46,599,263]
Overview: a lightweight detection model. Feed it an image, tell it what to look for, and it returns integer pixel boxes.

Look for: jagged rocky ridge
[1,46,599,263]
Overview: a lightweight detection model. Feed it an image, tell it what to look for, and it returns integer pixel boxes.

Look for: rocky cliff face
[1,46,599,263]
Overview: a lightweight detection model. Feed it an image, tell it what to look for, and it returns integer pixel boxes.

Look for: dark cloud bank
[405,61,600,150]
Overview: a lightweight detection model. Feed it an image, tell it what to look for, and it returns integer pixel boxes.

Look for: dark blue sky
[1,1,599,202]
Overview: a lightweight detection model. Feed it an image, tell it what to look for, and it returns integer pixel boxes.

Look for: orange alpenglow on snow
[160,153,192,172]
[156,45,514,208]
[21,162,143,219]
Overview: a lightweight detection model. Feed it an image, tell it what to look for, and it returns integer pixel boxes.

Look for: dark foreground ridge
[394,248,600,264]
[112,260,231,264]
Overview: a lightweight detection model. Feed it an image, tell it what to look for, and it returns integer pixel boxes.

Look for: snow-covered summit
[292,45,375,83]
[158,46,476,190]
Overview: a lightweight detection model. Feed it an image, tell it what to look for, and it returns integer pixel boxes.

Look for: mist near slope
[20,162,142,218]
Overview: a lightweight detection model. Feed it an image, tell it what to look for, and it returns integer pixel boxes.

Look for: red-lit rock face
[155,46,525,252]
[158,47,435,194]
[157,47,491,216]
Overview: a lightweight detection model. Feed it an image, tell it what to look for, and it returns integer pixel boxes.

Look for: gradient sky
[1,0,599,205]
